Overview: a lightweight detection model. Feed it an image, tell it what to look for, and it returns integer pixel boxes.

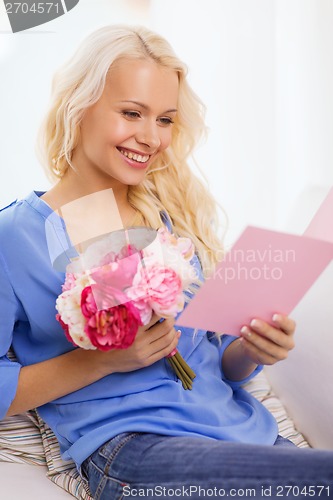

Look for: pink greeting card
[177,189,333,335]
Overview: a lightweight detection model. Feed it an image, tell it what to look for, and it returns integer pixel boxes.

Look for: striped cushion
[0,348,91,496]
[0,410,46,465]
[36,413,92,499]
[244,370,310,448]
[0,348,46,466]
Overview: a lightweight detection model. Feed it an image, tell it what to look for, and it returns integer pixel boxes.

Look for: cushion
[0,347,46,465]
[36,413,92,499]
[0,410,46,465]
[244,371,310,448]
[0,349,47,466]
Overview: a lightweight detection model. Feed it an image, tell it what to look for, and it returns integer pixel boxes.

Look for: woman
[0,25,332,499]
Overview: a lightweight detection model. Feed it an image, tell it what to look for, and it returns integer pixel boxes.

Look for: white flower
[56,285,95,350]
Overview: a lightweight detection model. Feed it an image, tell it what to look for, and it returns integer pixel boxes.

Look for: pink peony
[128,263,184,318]
[80,286,142,351]
[90,251,140,292]
[98,243,138,266]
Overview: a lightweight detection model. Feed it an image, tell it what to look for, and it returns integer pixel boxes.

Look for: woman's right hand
[6,315,180,417]
[96,315,180,376]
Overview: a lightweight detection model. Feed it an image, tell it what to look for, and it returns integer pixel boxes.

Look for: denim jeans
[81,433,333,499]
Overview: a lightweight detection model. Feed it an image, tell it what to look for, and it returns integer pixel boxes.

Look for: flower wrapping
[56,227,201,389]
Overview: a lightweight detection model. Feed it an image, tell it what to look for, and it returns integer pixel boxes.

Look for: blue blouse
[0,191,278,469]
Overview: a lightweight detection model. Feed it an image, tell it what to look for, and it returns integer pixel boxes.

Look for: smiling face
[71,58,179,190]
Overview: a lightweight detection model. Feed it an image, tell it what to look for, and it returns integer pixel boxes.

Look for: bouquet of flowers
[55,226,201,389]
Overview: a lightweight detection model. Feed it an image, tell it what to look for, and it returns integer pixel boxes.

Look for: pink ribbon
[166,348,178,358]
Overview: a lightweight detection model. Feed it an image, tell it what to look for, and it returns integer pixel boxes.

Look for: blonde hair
[37,25,226,276]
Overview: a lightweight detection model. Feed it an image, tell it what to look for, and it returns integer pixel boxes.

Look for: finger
[145,317,176,344]
[271,313,296,336]
[248,319,295,350]
[148,327,180,359]
[134,315,165,344]
[144,313,162,331]
[149,318,176,344]
[240,336,279,365]
[240,326,290,361]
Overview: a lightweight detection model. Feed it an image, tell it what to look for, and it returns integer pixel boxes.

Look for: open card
[177,188,333,335]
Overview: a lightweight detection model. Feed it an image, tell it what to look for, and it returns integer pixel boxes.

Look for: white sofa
[0,463,70,499]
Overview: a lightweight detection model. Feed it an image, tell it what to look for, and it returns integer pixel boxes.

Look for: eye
[122,110,141,119]
[158,117,175,126]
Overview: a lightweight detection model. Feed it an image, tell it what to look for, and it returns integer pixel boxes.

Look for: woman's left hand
[239,314,296,366]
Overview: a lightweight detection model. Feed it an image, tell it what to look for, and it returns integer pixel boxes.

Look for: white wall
[274,0,333,229]
[150,0,276,244]
[0,0,332,244]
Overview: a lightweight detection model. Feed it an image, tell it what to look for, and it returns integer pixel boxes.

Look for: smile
[117,148,150,164]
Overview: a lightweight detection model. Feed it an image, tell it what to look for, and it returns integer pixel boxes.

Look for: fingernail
[250,319,261,329]
[240,326,251,337]
[177,329,182,337]
[272,314,281,322]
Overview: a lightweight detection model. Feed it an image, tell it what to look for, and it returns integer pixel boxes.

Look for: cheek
[80,111,103,149]
[81,109,129,146]
[160,129,174,150]
[108,121,135,143]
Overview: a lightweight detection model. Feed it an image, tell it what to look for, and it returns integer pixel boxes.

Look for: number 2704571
[5,3,60,14]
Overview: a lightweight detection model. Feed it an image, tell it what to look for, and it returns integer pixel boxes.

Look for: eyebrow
[119,100,177,114]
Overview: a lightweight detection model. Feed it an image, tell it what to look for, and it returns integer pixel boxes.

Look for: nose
[135,120,161,151]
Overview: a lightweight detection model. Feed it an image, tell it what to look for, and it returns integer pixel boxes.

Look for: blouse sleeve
[0,250,22,420]
[209,333,263,389]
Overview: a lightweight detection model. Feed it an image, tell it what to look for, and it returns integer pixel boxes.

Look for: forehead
[104,59,179,108]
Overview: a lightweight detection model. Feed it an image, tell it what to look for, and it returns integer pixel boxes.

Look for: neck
[41,167,139,232]
[51,167,130,211]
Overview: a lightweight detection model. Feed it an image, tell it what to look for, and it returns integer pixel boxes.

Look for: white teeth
[119,149,149,163]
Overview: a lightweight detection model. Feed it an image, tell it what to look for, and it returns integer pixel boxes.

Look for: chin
[127,178,146,187]
[114,174,144,188]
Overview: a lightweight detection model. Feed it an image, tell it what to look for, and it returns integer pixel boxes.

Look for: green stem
[173,352,196,380]
[170,355,193,387]
[167,357,192,389]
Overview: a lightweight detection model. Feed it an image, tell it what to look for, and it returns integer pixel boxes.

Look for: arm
[221,338,258,381]
[222,314,296,382]
[5,316,179,417]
